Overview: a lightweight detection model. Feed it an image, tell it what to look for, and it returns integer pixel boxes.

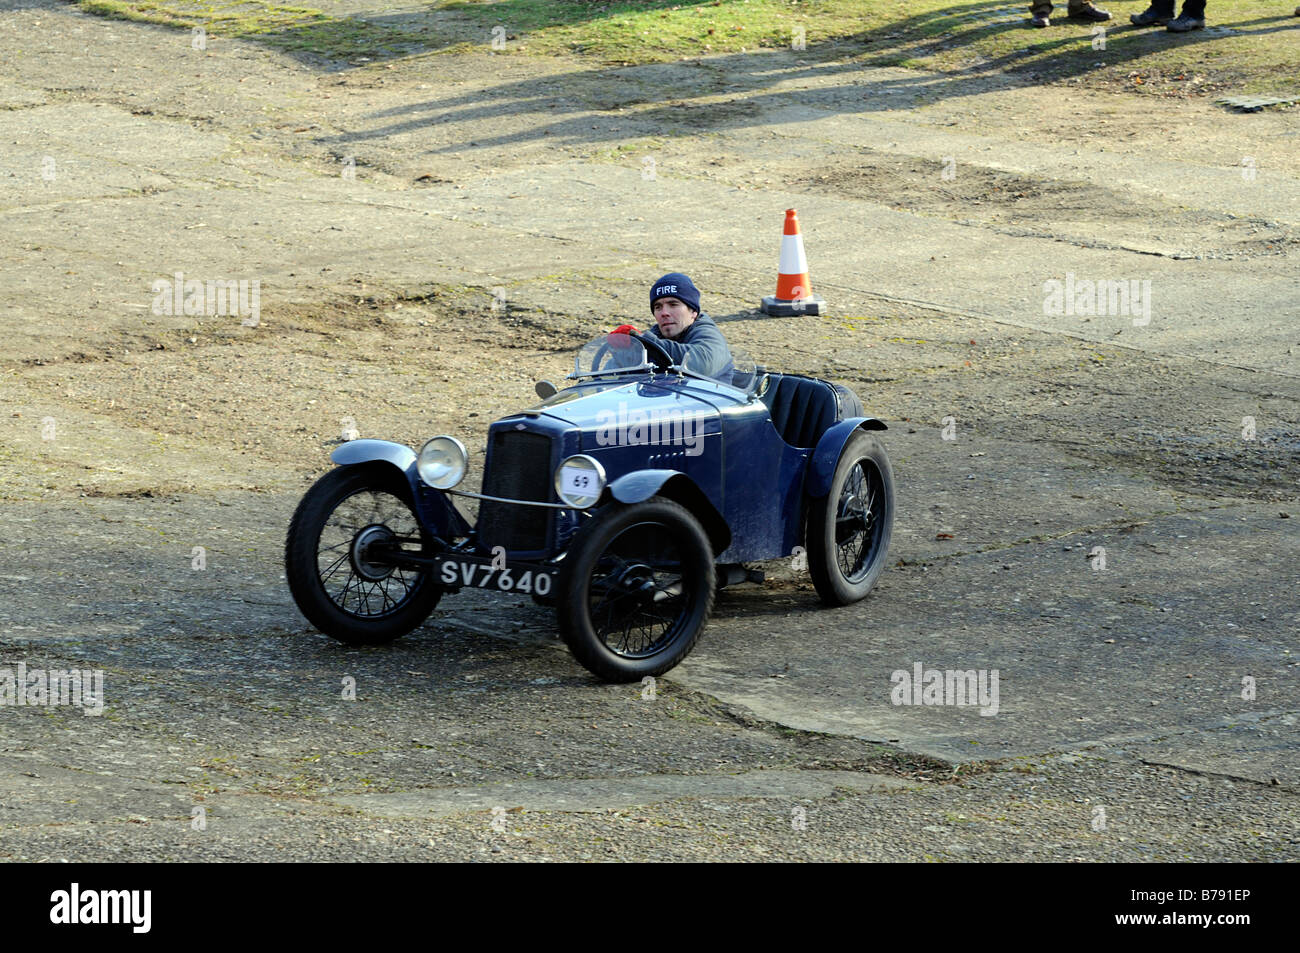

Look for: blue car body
[332,361,886,569]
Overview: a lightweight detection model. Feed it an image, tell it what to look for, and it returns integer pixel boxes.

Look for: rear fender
[609,470,731,556]
[805,418,888,498]
[329,439,470,538]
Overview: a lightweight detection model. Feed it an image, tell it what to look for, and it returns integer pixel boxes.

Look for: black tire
[285,465,442,645]
[557,497,715,682]
[806,431,895,606]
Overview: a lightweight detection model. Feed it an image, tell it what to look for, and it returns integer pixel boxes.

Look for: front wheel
[285,465,442,645]
[557,498,715,682]
[806,431,895,606]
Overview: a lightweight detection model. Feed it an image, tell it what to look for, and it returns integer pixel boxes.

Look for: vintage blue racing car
[285,331,895,681]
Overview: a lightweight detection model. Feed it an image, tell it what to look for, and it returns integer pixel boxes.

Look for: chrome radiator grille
[476,430,554,553]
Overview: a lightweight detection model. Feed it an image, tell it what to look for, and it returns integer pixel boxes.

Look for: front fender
[331,438,417,471]
[609,469,683,505]
[328,439,469,539]
[805,417,888,498]
[608,470,730,556]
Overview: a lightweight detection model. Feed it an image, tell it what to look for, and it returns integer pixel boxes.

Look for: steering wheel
[629,332,673,370]
[591,333,673,373]
[590,340,618,373]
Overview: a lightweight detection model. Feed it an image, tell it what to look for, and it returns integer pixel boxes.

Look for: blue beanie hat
[650,273,701,315]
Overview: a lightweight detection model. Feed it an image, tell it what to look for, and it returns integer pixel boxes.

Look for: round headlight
[417,436,467,489]
[554,454,606,509]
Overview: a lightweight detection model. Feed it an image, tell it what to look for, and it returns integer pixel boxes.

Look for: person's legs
[1167,0,1206,29]
[1131,0,1176,25]
[1067,1,1112,20]
[1029,1,1053,17]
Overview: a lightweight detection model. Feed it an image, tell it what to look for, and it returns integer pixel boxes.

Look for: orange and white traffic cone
[760,208,825,316]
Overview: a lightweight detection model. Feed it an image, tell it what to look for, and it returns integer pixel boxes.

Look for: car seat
[759,373,864,449]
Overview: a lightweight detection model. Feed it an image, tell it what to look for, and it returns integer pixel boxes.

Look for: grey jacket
[645,312,735,382]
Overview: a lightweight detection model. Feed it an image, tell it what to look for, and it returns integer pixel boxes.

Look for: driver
[610,273,734,382]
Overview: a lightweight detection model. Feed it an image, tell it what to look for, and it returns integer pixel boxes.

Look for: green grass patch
[72,0,434,58]
[448,0,826,60]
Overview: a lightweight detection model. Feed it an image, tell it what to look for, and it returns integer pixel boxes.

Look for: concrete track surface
[0,2,1296,861]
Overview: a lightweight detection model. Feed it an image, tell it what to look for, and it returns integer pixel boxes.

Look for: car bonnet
[513,377,740,435]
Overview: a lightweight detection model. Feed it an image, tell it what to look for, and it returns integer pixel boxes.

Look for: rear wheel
[285,466,442,644]
[557,498,715,682]
[806,431,895,606]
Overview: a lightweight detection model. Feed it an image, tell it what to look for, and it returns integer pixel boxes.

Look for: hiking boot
[1129,7,1173,25]
[1166,13,1206,31]
[1068,5,1113,21]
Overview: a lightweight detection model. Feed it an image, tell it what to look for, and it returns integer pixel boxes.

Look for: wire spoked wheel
[807,431,895,606]
[321,502,419,618]
[286,465,442,645]
[834,459,886,582]
[558,497,715,682]
[593,559,682,659]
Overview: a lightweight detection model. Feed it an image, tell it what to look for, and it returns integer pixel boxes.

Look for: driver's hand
[608,324,637,348]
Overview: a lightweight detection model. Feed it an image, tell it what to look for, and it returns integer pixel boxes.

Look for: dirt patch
[8,281,1293,506]
[805,157,1243,226]
[668,97,764,128]
[690,146,1298,259]
[719,309,1300,504]
[1,288,584,499]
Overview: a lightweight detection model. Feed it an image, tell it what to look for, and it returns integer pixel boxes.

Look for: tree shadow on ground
[71,1,1300,156]
[314,6,1297,161]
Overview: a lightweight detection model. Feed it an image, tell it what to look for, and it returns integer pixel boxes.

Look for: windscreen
[572,334,648,377]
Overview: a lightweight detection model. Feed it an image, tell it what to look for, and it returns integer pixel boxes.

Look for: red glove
[608,324,637,348]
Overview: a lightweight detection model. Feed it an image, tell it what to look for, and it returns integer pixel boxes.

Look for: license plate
[434,556,557,597]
